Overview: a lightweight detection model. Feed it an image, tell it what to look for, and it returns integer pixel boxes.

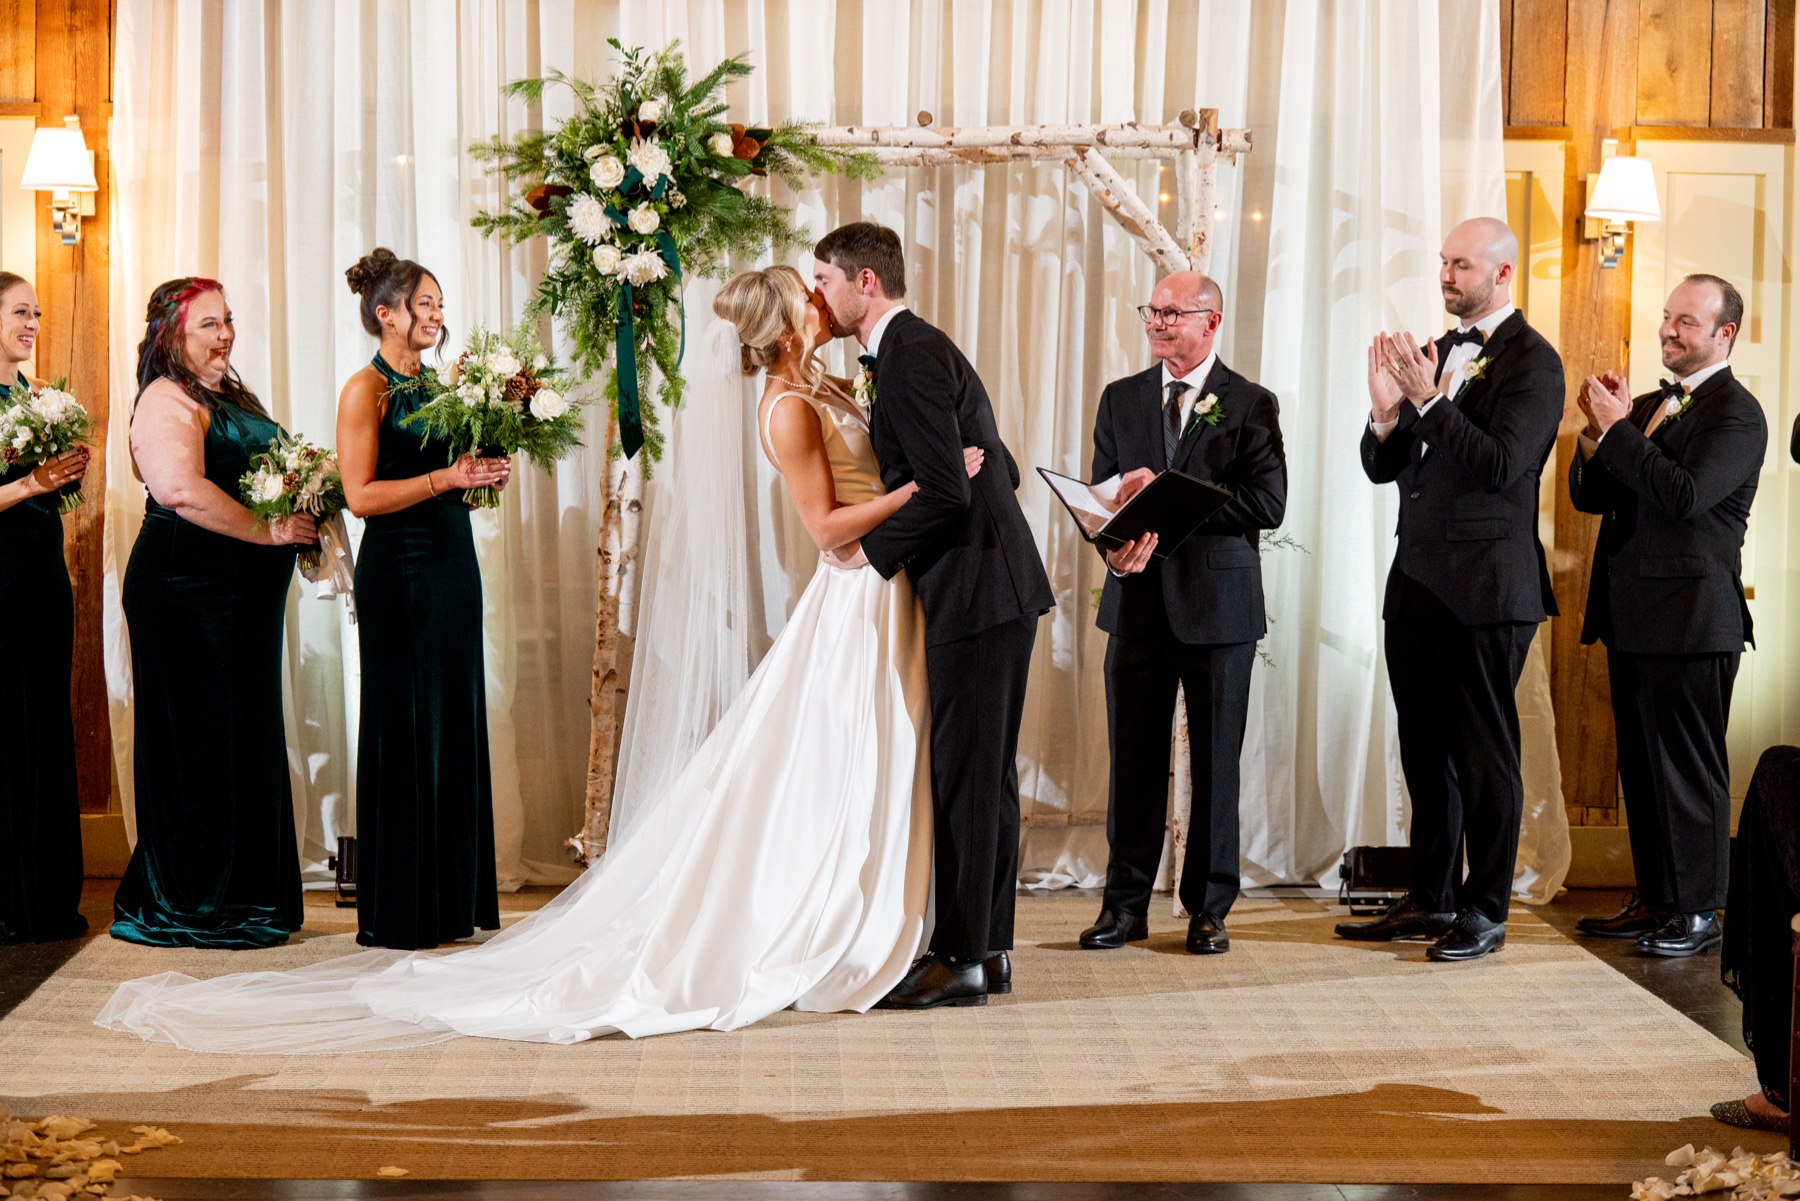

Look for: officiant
[1078,271,1287,956]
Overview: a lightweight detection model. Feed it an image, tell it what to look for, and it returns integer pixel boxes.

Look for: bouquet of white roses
[238,433,345,571]
[397,322,584,509]
[0,376,92,512]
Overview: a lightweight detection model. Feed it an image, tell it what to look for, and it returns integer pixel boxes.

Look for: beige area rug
[0,891,1776,1183]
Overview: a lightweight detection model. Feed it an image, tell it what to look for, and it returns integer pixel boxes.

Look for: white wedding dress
[96,389,933,1050]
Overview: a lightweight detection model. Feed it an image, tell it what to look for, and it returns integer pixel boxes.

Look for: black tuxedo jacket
[1360,309,1563,626]
[859,309,1054,646]
[1570,365,1765,654]
[1090,359,1287,645]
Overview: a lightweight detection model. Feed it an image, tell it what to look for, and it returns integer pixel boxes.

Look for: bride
[96,264,984,1050]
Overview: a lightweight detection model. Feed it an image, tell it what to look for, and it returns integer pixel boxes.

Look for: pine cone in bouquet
[503,370,543,413]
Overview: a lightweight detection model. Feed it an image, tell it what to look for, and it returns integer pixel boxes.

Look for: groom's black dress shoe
[1186,912,1229,955]
[1425,910,1506,961]
[1079,908,1149,949]
[983,951,1011,995]
[1575,893,1668,940]
[1333,896,1456,942]
[873,953,987,1009]
[1635,910,1722,958]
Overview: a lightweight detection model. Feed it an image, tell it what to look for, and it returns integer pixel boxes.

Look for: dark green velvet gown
[0,372,87,944]
[354,354,497,950]
[112,395,303,949]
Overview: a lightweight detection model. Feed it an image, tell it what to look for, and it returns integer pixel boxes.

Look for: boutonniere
[1661,391,1697,429]
[1184,392,1222,434]
[1464,356,1491,383]
[854,366,877,409]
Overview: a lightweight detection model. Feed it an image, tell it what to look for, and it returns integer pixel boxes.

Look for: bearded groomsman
[1570,275,1764,957]
[1078,271,1287,955]
[1340,217,1564,962]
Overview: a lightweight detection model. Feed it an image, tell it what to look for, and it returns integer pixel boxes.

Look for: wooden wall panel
[1768,0,1795,128]
[1509,0,1569,125]
[1712,0,1768,126]
[1637,0,1716,125]
[0,0,33,100]
[32,0,112,816]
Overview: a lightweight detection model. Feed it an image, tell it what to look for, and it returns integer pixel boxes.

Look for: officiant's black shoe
[1635,910,1722,958]
[1079,908,1149,949]
[1185,912,1229,955]
[1333,896,1455,942]
[873,953,987,1009]
[1425,910,1506,962]
[983,951,1011,994]
[1575,893,1668,940]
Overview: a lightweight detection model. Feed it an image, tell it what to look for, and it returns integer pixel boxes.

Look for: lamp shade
[1585,155,1660,223]
[20,125,96,192]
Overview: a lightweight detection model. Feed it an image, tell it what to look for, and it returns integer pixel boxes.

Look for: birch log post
[579,407,644,862]
[1066,148,1191,274]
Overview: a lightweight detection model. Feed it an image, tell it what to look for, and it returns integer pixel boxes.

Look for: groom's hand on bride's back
[824,541,870,571]
[962,446,985,477]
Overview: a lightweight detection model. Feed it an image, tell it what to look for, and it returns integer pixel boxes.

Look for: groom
[813,222,1055,1009]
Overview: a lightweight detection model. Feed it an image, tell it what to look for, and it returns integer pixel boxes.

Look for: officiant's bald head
[1440,217,1517,322]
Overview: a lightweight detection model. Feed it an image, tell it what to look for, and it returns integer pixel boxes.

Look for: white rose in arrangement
[627,203,661,235]
[621,248,670,287]
[589,153,626,190]
[533,354,549,371]
[567,192,612,245]
[583,143,606,161]
[636,99,664,122]
[29,389,79,423]
[250,471,286,504]
[529,387,568,421]
[486,349,522,379]
[591,243,623,275]
[626,137,671,185]
[708,131,735,156]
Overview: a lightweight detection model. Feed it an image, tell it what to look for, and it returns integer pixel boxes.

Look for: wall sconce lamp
[1583,142,1660,269]
[21,115,98,246]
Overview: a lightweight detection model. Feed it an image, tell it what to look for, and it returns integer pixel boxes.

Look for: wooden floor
[3,884,1751,1199]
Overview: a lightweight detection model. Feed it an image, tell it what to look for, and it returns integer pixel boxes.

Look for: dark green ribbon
[615,283,643,459]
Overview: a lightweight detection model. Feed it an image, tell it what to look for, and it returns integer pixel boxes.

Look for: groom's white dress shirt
[865,304,908,358]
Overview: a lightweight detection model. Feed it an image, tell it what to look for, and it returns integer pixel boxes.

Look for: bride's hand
[962,446,985,478]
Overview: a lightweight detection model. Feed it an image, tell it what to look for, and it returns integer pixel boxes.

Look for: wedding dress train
[96,390,932,1050]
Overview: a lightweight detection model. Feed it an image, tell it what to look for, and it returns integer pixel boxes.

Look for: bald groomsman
[1079,271,1286,955]
[1570,275,1765,958]
[1341,217,1565,962]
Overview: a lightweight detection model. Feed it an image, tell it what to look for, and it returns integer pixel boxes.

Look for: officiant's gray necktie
[1163,381,1187,469]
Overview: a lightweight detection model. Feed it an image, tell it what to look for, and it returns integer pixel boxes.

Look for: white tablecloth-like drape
[107,0,1566,901]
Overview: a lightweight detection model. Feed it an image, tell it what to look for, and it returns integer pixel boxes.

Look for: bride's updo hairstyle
[345,247,442,347]
[713,265,811,377]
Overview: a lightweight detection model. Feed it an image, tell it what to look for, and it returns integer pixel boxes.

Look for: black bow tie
[858,353,876,371]
[1444,327,1485,349]
[1657,379,1687,402]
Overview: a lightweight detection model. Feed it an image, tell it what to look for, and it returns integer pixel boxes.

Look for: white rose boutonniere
[1465,355,1491,383]
[854,367,877,409]
[1185,392,1223,433]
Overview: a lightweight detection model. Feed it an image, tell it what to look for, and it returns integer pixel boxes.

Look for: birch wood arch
[578,108,1254,883]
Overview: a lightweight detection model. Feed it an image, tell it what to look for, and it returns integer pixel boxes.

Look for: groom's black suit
[1359,309,1563,924]
[860,308,1055,963]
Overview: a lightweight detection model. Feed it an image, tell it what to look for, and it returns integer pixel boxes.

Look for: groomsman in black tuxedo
[1341,217,1564,962]
[1078,271,1287,955]
[1569,275,1765,958]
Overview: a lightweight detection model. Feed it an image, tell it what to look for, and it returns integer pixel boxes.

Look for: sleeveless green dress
[0,372,87,944]
[354,354,497,950]
[112,394,303,948]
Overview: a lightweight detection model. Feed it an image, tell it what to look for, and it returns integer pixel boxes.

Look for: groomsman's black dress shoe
[1079,909,1149,949]
[873,953,987,1009]
[1333,896,1456,942]
[1185,912,1229,955]
[1635,910,1722,958]
[1575,893,1668,940]
[1425,910,1506,961]
[983,951,1011,994]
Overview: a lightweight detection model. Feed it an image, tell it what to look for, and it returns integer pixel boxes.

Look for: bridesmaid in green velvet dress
[112,278,318,949]
[0,272,90,944]
[338,249,509,950]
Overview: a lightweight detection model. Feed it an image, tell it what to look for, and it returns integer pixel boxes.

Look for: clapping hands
[1375,333,1441,407]
[1577,371,1633,437]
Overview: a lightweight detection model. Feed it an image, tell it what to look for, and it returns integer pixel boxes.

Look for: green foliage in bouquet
[394,323,584,509]
[238,433,346,571]
[469,39,878,463]
[0,376,92,512]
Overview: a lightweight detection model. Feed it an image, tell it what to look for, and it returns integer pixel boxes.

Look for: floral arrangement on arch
[471,39,877,463]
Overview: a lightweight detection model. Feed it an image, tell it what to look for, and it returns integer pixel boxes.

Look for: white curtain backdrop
[108,0,1566,901]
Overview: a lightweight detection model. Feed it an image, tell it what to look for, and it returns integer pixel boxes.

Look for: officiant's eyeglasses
[1137,305,1217,326]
